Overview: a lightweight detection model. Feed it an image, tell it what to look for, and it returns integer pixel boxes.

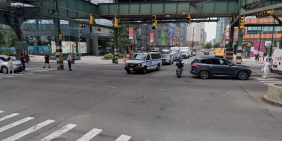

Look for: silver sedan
[0,55,22,73]
[161,54,173,65]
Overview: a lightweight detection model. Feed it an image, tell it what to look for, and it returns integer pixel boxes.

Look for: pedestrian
[20,54,26,73]
[262,58,271,79]
[71,53,77,65]
[255,52,259,62]
[266,53,272,61]
[67,53,73,71]
[43,53,50,68]
[7,57,14,75]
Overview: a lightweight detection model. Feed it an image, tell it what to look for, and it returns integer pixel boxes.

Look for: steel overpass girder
[98,1,239,19]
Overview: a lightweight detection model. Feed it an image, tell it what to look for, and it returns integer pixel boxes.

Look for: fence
[0,46,52,55]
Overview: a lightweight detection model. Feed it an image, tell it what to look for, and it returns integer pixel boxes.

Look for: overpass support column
[236,16,244,65]
[53,1,64,70]
[226,17,234,62]
[114,28,118,64]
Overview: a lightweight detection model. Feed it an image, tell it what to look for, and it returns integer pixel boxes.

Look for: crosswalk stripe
[2,119,55,141]
[256,78,280,81]
[0,117,34,133]
[0,111,3,113]
[0,113,19,122]
[115,134,131,141]
[76,128,102,141]
[40,124,77,141]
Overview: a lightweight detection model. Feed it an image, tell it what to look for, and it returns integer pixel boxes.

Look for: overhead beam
[98,1,239,18]
[121,19,219,24]
[240,2,282,16]
[191,0,213,6]
[244,23,282,27]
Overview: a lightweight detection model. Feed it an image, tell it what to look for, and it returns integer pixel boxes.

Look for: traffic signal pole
[114,28,118,64]
[53,1,64,70]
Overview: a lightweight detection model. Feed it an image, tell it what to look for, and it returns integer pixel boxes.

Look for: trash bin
[112,58,115,63]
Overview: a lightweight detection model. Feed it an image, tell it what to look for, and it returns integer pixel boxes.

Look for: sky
[205,22,216,42]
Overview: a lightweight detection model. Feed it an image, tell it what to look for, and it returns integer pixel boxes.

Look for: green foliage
[1,52,16,56]
[118,52,126,58]
[104,53,114,59]
[0,24,17,53]
[204,43,212,49]
[213,43,220,48]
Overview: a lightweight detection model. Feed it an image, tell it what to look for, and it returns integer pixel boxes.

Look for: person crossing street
[67,53,73,71]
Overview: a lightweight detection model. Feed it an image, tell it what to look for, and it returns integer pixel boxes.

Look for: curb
[262,95,282,107]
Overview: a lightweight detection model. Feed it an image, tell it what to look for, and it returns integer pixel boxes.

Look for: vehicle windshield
[0,57,15,62]
[171,50,179,54]
[131,54,146,60]
[181,51,188,54]
[162,54,169,58]
[171,53,178,57]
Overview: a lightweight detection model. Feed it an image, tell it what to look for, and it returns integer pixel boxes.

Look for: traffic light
[256,9,274,18]
[95,27,101,31]
[242,39,245,44]
[187,14,191,26]
[89,14,94,25]
[78,24,85,28]
[111,35,114,43]
[152,15,158,30]
[239,15,245,34]
[58,34,63,41]
[114,16,119,28]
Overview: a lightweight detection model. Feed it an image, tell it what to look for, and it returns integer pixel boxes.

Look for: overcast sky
[205,22,216,42]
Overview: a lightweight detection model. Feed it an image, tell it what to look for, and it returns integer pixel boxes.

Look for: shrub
[104,53,114,59]
[118,53,126,58]
[2,52,16,56]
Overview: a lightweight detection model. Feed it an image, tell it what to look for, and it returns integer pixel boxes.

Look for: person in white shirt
[262,58,271,79]
[7,57,14,75]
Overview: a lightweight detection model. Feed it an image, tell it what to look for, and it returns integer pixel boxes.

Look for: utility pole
[192,27,195,49]
[258,26,262,53]
[270,18,275,56]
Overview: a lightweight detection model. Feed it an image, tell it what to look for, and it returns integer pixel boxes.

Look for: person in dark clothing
[67,53,73,71]
[20,54,26,73]
[175,60,184,75]
[43,53,50,68]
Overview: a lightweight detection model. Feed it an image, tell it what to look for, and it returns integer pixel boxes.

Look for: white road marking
[260,81,282,83]
[0,117,34,133]
[40,124,76,141]
[76,128,102,141]
[0,113,19,122]
[115,134,131,141]
[0,110,3,113]
[255,78,280,81]
[2,119,55,141]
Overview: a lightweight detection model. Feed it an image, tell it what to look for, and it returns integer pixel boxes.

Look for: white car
[0,55,22,73]
[124,52,162,74]
[201,49,205,52]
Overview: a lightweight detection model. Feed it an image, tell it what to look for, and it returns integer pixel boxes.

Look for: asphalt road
[0,52,282,141]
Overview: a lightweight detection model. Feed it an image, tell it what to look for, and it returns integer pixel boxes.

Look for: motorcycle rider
[175,60,184,75]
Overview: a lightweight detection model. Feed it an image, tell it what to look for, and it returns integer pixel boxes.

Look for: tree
[204,43,212,49]
[213,43,220,48]
[0,25,17,53]
[110,22,136,53]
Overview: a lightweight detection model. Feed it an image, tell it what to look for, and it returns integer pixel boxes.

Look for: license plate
[274,66,277,68]
[130,68,133,71]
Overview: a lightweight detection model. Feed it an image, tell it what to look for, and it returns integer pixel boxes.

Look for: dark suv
[190,57,252,80]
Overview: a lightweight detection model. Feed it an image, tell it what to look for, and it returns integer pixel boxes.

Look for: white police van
[124,52,162,74]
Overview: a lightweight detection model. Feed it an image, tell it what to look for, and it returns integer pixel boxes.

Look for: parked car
[161,54,173,65]
[0,55,22,74]
[192,51,196,56]
[200,49,204,52]
[204,50,209,55]
[190,57,252,80]
[124,52,162,74]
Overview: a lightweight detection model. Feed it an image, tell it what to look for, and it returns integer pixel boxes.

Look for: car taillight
[192,64,198,67]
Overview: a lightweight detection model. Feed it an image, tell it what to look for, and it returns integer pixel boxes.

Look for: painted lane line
[76,128,102,141]
[2,119,55,141]
[260,81,282,83]
[0,113,19,122]
[115,134,131,141]
[256,78,280,81]
[0,117,34,133]
[0,111,3,113]
[40,124,77,141]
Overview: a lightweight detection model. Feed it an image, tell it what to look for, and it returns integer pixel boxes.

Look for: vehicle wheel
[143,66,147,74]
[200,70,209,79]
[169,60,171,65]
[156,64,160,71]
[1,66,8,74]
[171,61,173,64]
[126,70,131,74]
[238,71,248,80]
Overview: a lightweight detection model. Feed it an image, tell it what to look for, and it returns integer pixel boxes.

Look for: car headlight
[138,63,142,66]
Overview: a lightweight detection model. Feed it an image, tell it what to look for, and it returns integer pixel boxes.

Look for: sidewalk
[29,55,125,65]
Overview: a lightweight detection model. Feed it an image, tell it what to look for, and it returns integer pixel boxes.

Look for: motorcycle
[176,68,182,78]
